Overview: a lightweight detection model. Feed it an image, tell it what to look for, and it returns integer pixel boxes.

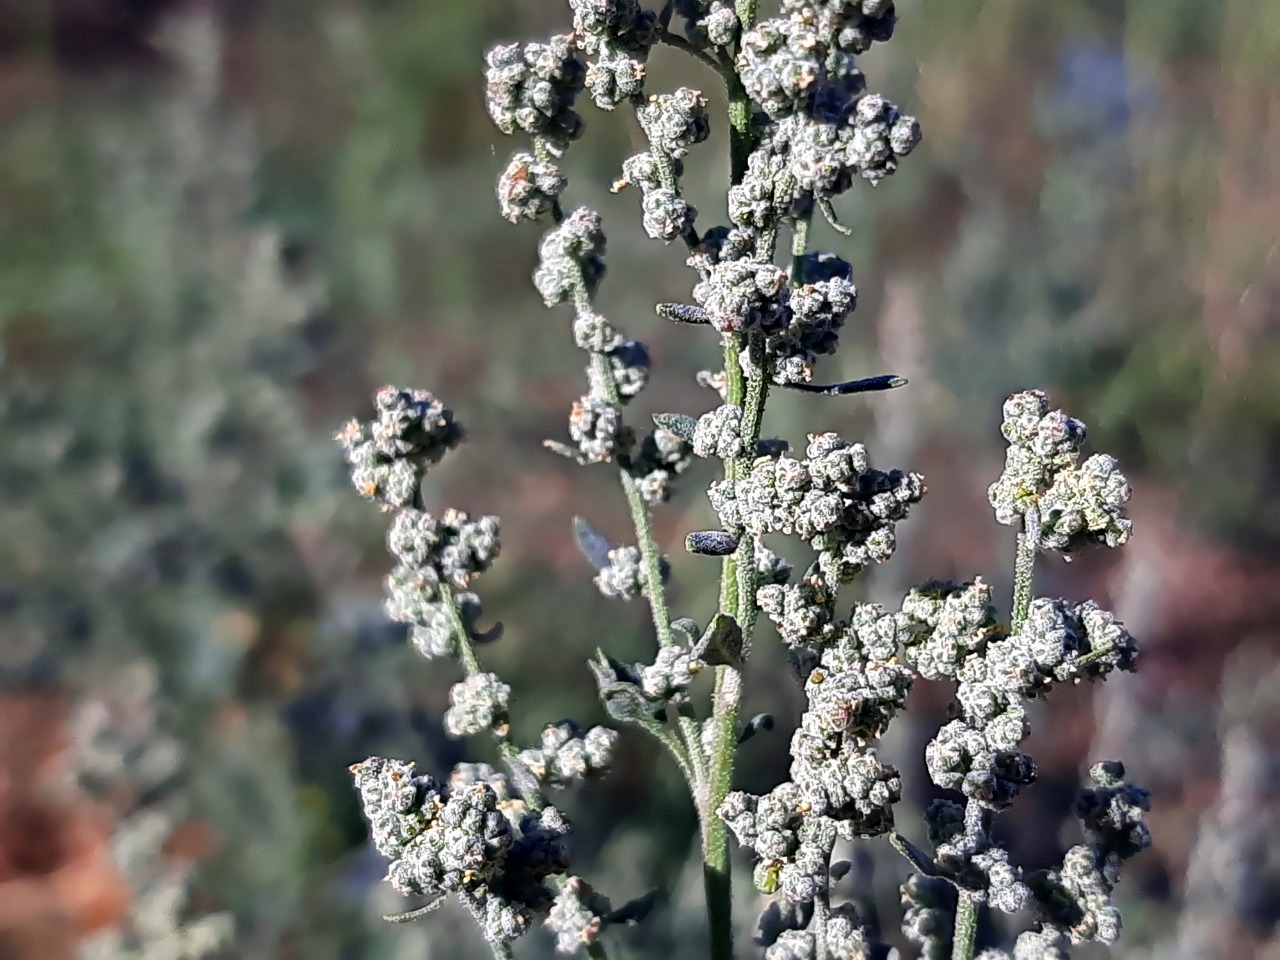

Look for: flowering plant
[340,3,1151,958]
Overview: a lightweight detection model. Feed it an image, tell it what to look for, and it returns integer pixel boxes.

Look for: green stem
[587,337,676,651]
[1011,507,1039,633]
[657,27,731,76]
[702,664,742,960]
[490,944,514,960]
[701,21,760,957]
[790,214,811,280]
[441,584,482,678]
[951,893,978,960]
[621,467,675,648]
[814,890,831,960]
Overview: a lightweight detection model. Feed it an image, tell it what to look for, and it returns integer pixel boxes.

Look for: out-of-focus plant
[340,3,1153,959]
[74,663,234,960]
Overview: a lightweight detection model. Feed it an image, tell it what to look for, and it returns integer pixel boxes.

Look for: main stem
[953,517,1039,960]
[701,14,762,954]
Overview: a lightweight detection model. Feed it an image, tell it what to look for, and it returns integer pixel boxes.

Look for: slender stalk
[952,517,1039,960]
[702,665,742,960]
[719,332,746,618]
[490,943,514,960]
[814,889,831,960]
[790,214,811,280]
[1011,506,1039,632]
[580,304,676,651]
[586,942,611,960]
[441,584,482,677]
[701,14,761,956]
[950,893,978,960]
[657,27,731,77]
[619,465,675,648]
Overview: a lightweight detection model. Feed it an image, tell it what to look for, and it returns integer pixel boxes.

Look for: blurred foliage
[0,0,1277,957]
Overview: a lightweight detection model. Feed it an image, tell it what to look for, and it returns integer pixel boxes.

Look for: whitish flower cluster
[900,578,1002,680]
[498,152,568,223]
[589,627,711,728]
[338,392,504,667]
[341,387,622,949]
[720,614,907,903]
[569,0,658,109]
[672,0,740,50]
[968,763,1151,958]
[576,521,672,602]
[485,35,586,148]
[763,904,871,960]
[921,594,1137,811]
[517,721,619,788]
[336,386,463,508]
[615,87,710,243]
[988,390,1132,552]
[770,253,858,383]
[350,758,572,945]
[693,403,745,459]
[545,876,613,954]
[710,432,923,582]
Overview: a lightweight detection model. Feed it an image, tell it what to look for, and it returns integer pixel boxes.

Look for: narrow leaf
[737,713,775,744]
[607,890,659,926]
[573,516,614,570]
[781,375,907,396]
[653,412,698,442]
[685,530,739,556]
[656,303,709,325]
[384,897,446,923]
[890,833,938,876]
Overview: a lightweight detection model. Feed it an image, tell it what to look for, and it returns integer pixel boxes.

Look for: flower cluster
[614,88,710,242]
[988,390,1132,552]
[484,35,586,148]
[568,0,658,109]
[887,395,1148,957]
[918,592,1137,814]
[517,721,619,789]
[336,386,463,508]
[967,763,1151,959]
[720,598,910,904]
[350,758,572,945]
[497,152,568,223]
[452,0,1155,954]
[710,432,923,582]
[340,389,623,950]
[673,0,740,50]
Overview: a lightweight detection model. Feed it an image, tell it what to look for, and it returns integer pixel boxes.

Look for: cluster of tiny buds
[485,35,585,149]
[336,386,463,509]
[349,758,573,945]
[673,0,740,50]
[569,0,658,109]
[709,431,923,583]
[341,386,630,949]
[594,544,671,600]
[517,721,618,788]
[989,390,1132,553]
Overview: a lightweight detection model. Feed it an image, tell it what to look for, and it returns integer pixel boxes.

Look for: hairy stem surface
[951,893,978,960]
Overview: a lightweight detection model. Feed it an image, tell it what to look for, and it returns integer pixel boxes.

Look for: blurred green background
[1,1,1278,958]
